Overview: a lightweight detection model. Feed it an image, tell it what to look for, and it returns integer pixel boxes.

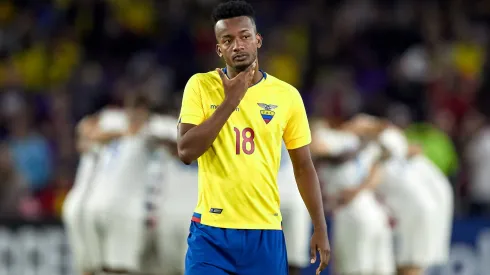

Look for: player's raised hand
[217,61,257,107]
[337,187,361,206]
[310,229,331,275]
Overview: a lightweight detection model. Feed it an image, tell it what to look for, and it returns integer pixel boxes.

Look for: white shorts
[81,187,107,272]
[101,202,147,271]
[62,188,89,274]
[280,197,311,268]
[62,154,99,273]
[380,160,438,268]
[154,210,191,274]
[333,191,395,275]
[409,156,454,265]
[154,161,198,274]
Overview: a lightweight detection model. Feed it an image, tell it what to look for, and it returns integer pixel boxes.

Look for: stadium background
[0,0,489,274]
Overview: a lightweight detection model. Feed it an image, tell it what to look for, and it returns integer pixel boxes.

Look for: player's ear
[216,44,223,58]
[256,33,263,49]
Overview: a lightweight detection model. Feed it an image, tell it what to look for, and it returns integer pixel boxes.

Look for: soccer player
[156,157,199,275]
[277,143,312,275]
[62,115,99,275]
[81,107,129,275]
[312,122,395,275]
[177,1,330,275]
[145,114,188,275]
[406,145,454,267]
[344,114,438,275]
[90,94,177,275]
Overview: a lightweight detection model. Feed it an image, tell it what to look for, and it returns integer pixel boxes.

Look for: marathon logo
[209,208,223,214]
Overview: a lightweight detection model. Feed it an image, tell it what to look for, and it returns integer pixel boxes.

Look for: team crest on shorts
[257,103,278,124]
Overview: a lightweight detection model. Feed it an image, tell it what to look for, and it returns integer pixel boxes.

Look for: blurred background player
[156,156,198,275]
[406,144,454,269]
[350,114,454,270]
[343,115,439,275]
[92,93,177,275]
[62,115,99,275]
[82,107,128,275]
[277,143,312,275]
[144,110,185,275]
[63,107,129,275]
[312,120,395,275]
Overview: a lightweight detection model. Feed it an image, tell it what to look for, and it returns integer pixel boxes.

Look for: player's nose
[232,40,245,51]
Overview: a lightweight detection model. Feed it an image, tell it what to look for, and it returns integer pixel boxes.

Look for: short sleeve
[148,115,178,142]
[283,89,311,150]
[98,109,128,132]
[179,74,205,125]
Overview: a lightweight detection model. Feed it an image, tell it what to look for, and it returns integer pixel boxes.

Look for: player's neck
[127,120,145,134]
[226,64,263,86]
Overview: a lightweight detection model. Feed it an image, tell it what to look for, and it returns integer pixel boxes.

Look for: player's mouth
[232,53,248,61]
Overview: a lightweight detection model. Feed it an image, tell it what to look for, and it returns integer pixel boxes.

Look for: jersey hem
[179,115,203,125]
[199,221,283,230]
[285,137,311,150]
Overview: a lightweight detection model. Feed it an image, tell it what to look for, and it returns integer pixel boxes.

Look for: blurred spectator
[404,118,459,178]
[464,111,490,215]
[5,101,53,192]
[37,163,71,218]
[0,0,487,218]
[0,143,29,218]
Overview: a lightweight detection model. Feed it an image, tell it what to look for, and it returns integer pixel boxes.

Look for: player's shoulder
[263,73,300,96]
[98,106,124,117]
[97,107,128,131]
[149,114,178,127]
[187,71,221,88]
[148,114,179,141]
[379,127,408,158]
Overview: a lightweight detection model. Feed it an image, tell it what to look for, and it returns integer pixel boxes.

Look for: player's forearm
[178,100,237,164]
[294,163,328,231]
[89,130,123,144]
[76,137,91,153]
[358,162,383,191]
[156,139,178,156]
[407,144,422,158]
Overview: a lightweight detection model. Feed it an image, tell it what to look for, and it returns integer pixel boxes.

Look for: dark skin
[177,16,330,274]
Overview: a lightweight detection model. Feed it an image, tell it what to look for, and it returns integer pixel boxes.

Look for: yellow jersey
[179,70,311,230]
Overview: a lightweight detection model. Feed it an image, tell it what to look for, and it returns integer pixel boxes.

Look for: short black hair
[211,0,256,26]
[125,92,151,109]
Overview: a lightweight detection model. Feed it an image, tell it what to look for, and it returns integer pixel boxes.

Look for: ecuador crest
[257,103,278,124]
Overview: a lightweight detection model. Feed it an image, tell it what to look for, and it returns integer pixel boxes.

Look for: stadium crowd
[0,0,489,221]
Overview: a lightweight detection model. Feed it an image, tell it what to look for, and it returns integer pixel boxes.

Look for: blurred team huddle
[63,90,453,275]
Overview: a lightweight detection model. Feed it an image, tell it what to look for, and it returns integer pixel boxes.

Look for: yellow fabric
[16,43,48,89]
[453,42,484,78]
[267,54,300,87]
[108,0,153,33]
[48,40,80,87]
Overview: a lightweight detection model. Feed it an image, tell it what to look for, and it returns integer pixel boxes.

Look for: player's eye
[242,35,250,39]
[223,39,231,45]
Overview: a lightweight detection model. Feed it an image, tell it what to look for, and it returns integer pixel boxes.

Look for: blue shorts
[185,213,289,275]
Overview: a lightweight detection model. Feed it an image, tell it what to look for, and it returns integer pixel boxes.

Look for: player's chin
[233,60,254,72]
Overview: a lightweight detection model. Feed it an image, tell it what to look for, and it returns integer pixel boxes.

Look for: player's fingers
[316,250,328,275]
[310,245,317,264]
[241,61,256,78]
[245,60,257,72]
[316,262,326,275]
[246,61,257,85]
[216,68,227,82]
[250,60,257,72]
[319,248,329,267]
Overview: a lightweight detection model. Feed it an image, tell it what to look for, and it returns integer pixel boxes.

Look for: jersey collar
[222,67,267,87]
